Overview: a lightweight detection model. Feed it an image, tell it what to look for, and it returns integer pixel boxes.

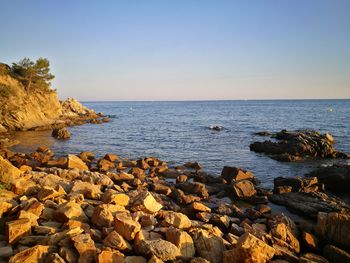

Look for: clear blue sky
[1,0,349,100]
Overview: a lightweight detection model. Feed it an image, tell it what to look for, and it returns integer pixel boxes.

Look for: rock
[44,253,66,263]
[176,175,188,183]
[59,247,79,263]
[67,154,89,170]
[104,153,119,162]
[6,218,32,244]
[184,162,202,170]
[0,246,13,258]
[316,212,350,250]
[209,125,223,131]
[229,232,275,263]
[299,253,330,263]
[97,251,125,263]
[46,157,68,168]
[302,231,319,251]
[9,245,51,263]
[190,258,210,263]
[250,130,349,161]
[71,180,102,199]
[52,127,71,139]
[55,200,88,222]
[98,159,115,172]
[37,185,66,201]
[221,166,254,183]
[131,191,163,214]
[71,234,96,263]
[0,156,22,184]
[269,192,349,219]
[177,182,209,199]
[92,204,122,228]
[191,202,211,212]
[18,210,39,226]
[136,238,181,261]
[274,176,318,193]
[125,256,147,263]
[231,180,257,198]
[103,231,132,252]
[166,227,195,258]
[163,211,192,229]
[323,244,350,263]
[114,214,141,241]
[306,164,350,193]
[193,231,224,263]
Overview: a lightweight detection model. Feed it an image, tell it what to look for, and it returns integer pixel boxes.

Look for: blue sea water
[11,100,350,189]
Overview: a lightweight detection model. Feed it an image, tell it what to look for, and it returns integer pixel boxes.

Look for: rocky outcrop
[52,127,71,140]
[250,130,349,161]
[0,64,108,133]
[306,164,350,193]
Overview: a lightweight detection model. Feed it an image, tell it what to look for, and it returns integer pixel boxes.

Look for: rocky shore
[250,130,349,162]
[0,145,349,262]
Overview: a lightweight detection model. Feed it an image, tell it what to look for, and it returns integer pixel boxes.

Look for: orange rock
[114,214,141,241]
[6,218,32,244]
[97,251,125,263]
[67,154,89,170]
[71,234,96,263]
[9,245,51,263]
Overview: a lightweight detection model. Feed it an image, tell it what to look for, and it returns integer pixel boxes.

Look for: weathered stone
[221,166,254,183]
[44,253,66,263]
[91,205,114,228]
[52,127,71,139]
[0,156,23,184]
[104,153,119,162]
[6,218,32,244]
[38,185,66,201]
[71,180,101,199]
[163,211,192,229]
[316,212,350,250]
[103,231,132,252]
[98,159,115,172]
[71,234,96,263]
[125,256,147,263]
[55,200,88,222]
[136,238,181,261]
[131,191,163,214]
[191,202,211,212]
[166,227,195,258]
[9,245,51,263]
[59,246,79,263]
[18,210,39,226]
[114,214,141,241]
[97,251,125,263]
[177,182,209,199]
[230,233,275,263]
[232,180,257,198]
[102,192,129,206]
[302,231,318,251]
[193,231,224,263]
[67,154,89,170]
[176,175,188,183]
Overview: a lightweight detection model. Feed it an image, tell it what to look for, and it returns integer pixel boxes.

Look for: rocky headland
[0,145,349,262]
[0,63,109,137]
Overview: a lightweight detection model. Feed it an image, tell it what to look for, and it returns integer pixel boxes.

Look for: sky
[0,0,349,101]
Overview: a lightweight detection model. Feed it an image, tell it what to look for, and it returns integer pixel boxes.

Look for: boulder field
[0,147,349,262]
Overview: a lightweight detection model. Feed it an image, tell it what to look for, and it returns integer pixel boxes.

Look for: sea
[10,100,350,190]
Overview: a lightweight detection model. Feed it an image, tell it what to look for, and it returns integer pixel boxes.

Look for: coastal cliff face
[0,63,99,133]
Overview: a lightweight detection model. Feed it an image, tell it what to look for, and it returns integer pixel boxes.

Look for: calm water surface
[11,100,350,189]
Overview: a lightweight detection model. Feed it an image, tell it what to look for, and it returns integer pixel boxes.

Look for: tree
[11,57,55,93]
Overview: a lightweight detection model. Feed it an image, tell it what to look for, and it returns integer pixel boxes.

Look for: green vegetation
[0,84,13,98]
[11,57,55,93]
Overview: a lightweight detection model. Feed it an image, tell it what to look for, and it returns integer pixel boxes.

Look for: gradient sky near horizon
[1,0,350,100]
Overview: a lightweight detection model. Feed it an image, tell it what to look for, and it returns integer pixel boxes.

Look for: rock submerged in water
[209,125,223,131]
[52,127,71,139]
[250,129,350,161]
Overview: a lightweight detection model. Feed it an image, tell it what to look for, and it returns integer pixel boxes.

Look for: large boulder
[193,231,224,263]
[9,245,52,263]
[225,233,275,263]
[131,191,163,214]
[166,227,195,258]
[221,166,254,183]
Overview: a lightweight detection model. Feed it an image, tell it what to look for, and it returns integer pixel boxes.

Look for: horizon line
[78,98,350,103]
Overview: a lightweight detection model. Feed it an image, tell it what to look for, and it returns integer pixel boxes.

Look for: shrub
[0,84,13,98]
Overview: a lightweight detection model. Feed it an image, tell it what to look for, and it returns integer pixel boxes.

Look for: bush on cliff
[11,57,55,93]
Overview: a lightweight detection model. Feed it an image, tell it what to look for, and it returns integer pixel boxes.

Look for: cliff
[0,63,106,133]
